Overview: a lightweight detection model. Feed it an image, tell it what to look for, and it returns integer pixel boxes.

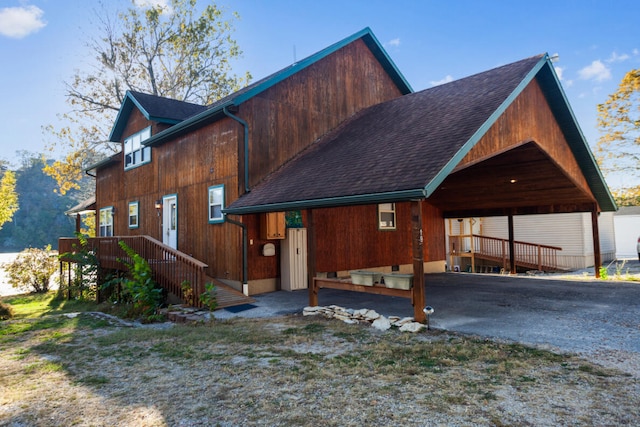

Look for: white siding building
[455,212,616,271]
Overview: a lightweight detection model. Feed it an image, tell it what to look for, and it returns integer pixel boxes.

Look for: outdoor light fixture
[155,199,162,216]
[510,179,518,184]
[423,306,434,330]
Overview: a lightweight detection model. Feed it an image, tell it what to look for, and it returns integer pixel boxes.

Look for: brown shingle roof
[227,55,544,213]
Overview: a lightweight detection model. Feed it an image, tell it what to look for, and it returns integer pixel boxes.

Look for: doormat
[225,303,258,313]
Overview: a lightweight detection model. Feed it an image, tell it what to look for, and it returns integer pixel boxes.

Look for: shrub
[117,240,163,318]
[4,246,58,293]
[59,233,99,300]
[199,282,217,311]
[0,301,13,320]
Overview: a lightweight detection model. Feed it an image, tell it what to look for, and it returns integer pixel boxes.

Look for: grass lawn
[1,292,638,426]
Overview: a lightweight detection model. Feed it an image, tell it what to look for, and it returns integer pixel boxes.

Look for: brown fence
[58,236,208,306]
[449,234,561,272]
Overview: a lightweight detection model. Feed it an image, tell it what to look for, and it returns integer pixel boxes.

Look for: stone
[399,322,427,333]
[372,316,391,331]
[364,309,381,321]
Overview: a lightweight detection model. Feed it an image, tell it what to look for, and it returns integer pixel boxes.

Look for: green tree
[0,169,18,230]
[44,0,250,194]
[0,154,76,250]
[596,69,640,197]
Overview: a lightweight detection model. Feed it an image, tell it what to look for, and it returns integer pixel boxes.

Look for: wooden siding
[460,79,592,196]
[429,79,597,217]
[313,201,445,273]
[240,39,405,188]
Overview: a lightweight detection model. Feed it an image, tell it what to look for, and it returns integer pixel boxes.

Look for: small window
[208,185,225,223]
[124,126,151,169]
[128,201,139,229]
[99,207,114,236]
[378,203,396,230]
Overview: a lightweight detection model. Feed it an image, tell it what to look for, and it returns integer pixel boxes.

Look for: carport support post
[411,200,426,323]
[508,213,516,274]
[592,209,602,279]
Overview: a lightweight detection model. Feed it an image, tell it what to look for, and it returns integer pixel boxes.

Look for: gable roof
[109,91,207,142]
[225,53,616,215]
[141,27,413,147]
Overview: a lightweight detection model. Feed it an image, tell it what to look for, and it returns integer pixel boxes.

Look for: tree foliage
[0,153,76,251]
[596,68,640,189]
[45,0,250,194]
[4,246,58,293]
[0,169,18,230]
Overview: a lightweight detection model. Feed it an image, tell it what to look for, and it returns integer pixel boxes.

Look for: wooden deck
[206,276,255,309]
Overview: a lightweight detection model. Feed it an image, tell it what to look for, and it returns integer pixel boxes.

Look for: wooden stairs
[205,276,255,309]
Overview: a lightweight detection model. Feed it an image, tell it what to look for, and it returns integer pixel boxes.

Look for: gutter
[223,106,251,194]
[225,215,249,296]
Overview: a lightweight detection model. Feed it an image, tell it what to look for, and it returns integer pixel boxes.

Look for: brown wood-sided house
[72,28,615,322]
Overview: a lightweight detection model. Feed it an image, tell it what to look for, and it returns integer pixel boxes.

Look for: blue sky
[0,0,638,187]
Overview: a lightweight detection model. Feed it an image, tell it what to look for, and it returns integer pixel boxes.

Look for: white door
[163,195,178,249]
[281,228,308,291]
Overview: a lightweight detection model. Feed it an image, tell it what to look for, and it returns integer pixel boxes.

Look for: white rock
[372,316,391,331]
[394,317,415,326]
[342,318,358,324]
[364,309,381,321]
[399,322,427,333]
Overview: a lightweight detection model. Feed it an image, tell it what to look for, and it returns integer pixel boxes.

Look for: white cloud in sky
[0,5,46,39]
[553,65,573,87]
[578,60,611,82]
[607,51,630,63]
[430,75,454,86]
[384,38,401,48]
[134,0,173,13]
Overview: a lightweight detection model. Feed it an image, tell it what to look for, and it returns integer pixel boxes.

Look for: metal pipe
[223,106,250,194]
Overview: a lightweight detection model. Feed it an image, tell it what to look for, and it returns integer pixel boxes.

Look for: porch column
[591,209,602,279]
[307,209,318,307]
[411,200,426,323]
[508,213,516,274]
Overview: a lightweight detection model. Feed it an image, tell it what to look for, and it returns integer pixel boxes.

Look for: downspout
[222,106,250,194]
[223,106,250,296]
[226,215,249,296]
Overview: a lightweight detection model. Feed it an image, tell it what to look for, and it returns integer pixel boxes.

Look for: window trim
[208,184,225,224]
[99,206,114,237]
[128,201,139,229]
[124,126,152,170]
[377,203,396,230]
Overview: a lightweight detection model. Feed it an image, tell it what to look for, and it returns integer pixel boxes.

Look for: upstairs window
[208,185,225,223]
[378,203,396,230]
[124,126,151,169]
[99,207,114,236]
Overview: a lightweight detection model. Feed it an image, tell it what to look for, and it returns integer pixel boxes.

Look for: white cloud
[0,5,46,39]
[134,0,173,13]
[633,48,639,56]
[553,66,573,87]
[384,38,401,48]
[607,51,630,63]
[578,60,611,82]
[430,75,454,86]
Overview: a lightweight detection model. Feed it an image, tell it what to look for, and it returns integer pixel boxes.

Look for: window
[128,201,139,229]
[99,207,114,236]
[378,203,396,230]
[124,126,151,169]
[208,185,225,223]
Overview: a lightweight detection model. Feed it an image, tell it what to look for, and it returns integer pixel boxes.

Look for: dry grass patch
[1,297,639,426]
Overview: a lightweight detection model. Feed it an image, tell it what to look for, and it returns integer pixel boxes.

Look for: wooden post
[508,213,516,274]
[307,209,318,307]
[591,209,602,279]
[75,213,81,233]
[411,201,426,323]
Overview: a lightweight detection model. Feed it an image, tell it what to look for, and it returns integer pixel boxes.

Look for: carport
[225,54,616,323]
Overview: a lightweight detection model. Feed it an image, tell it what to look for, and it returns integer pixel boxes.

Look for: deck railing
[449,234,561,272]
[58,236,208,306]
